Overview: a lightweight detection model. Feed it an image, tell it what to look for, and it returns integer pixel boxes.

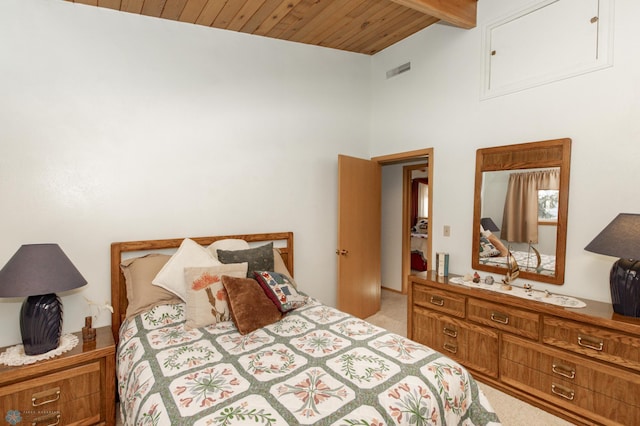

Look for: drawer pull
[552,363,576,379]
[430,296,444,306]
[443,342,458,354]
[32,412,61,426]
[443,327,458,338]
[32,387,60,406]
[578,335,603,351]
[490,312,509,325]
[551,383,575,401]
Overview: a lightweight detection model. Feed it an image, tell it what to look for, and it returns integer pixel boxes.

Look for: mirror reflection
[472,139,571,285]
[478,168,559,277]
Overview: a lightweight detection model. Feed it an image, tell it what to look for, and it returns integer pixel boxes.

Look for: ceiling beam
[390,0,477,29]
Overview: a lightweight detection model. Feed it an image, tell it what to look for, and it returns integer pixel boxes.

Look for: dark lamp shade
[0,244,87,355]
[585,214,640,318]
[480,217,500,233]
[0,244,87,297]
[584,213,640,260]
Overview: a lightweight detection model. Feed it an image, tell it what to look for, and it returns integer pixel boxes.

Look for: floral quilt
[479,250,556,276]
[117,299,501,425]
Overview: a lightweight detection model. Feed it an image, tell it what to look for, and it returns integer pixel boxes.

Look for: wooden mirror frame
[472,138,571,285]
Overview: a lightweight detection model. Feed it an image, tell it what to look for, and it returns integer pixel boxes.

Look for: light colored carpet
[365,289,575,426]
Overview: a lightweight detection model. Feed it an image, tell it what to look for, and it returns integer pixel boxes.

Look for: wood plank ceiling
[66,0,477,55]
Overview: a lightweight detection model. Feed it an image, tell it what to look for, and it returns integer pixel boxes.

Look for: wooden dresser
[0,326,115,426]
[409,272,640,426]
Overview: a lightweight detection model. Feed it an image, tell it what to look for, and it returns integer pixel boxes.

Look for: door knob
[335,249,349,255]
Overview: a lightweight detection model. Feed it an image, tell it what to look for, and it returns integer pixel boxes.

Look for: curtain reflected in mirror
[502,169,559,243]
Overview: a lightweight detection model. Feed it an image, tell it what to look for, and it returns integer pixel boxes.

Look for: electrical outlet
[443,225,451,237]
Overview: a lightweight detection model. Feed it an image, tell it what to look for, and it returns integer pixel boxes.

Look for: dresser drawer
[543,316,640,372]
[0,361,101,424]
[501,334,640,425]
[467,298,539,340]
[412,285,465,318]
[413,306,499,378]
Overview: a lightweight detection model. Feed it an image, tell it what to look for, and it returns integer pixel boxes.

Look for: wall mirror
[472,138,571,285]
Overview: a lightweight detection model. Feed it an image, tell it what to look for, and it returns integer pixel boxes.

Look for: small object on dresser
[436,252,449,277]
[82,316,96,343]
[473,272,480,283]
[484,276,494,285]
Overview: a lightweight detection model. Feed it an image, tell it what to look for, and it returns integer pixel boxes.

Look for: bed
[478,231,555,277]
[478,250,556,276]
[410,234,428,271]
[411,218,429,271]
[111,232,500,425]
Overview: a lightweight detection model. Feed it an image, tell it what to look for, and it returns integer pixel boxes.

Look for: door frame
[372,148,433,294]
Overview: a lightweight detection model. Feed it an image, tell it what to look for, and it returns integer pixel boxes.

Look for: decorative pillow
[416,218,429,234]
[207,239,250,259]
[221,275,282,335]
[183,263,248,329]
[152,238,221,301]
[121,254,182,319]
[217,243,274,277]
[486,233,509,257]
[253,271,307,312]
[479,236,501,258]
[273,248,296,287]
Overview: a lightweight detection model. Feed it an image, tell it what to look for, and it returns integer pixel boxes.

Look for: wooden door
[337,155,381,318]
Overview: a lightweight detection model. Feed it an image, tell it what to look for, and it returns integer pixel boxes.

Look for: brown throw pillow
[121,254,182,319]
[221,275,282,335]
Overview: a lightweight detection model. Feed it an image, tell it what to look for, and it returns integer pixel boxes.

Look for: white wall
[370,0,640,302]
[380,164,404,291]
[2,0,638,348]
[0,0,372,347]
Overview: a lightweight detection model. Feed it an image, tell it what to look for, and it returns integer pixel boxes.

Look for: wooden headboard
[110,232,294,343]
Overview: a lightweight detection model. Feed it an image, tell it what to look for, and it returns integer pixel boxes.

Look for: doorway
[374,149,433,295]
[337,148,432,318]
[406,163,429,275]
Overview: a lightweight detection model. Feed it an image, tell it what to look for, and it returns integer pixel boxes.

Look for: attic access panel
[481,0,613,99]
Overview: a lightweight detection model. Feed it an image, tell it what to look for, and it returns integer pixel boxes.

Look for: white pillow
[152,238,221,301]
[207,239,250,259]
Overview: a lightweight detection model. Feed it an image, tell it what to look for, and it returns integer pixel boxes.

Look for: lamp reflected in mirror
[480,217,500,233]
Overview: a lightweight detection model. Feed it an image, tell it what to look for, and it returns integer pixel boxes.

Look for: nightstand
[0,326,115,425]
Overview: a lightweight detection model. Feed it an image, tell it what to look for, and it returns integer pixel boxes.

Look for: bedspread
[117,299,500,425]
[479,250,556,276]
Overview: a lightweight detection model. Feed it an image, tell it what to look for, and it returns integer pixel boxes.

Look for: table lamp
[0,244,87,355]
[480,217,500,233]
[585,213,640,317]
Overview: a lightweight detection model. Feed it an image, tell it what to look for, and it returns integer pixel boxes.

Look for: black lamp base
[20,293,63,355]
[610,259,640,317]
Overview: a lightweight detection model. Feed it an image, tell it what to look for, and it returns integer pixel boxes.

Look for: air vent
[386,62,411,79]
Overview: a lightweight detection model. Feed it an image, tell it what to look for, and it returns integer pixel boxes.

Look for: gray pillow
[217,242,274,277]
